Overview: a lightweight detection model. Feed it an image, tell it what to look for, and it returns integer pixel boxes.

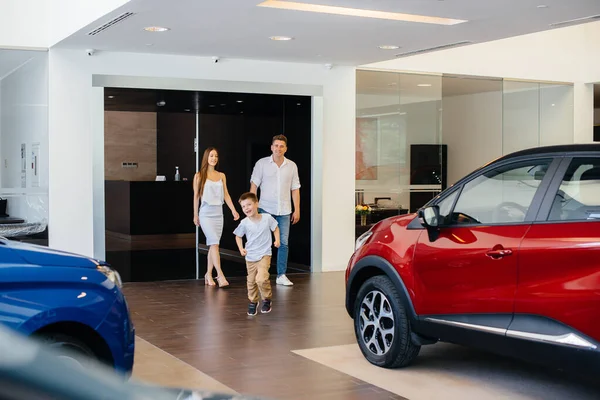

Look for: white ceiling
[54,0,600,66]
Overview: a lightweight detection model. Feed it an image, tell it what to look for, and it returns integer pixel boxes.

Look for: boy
[234,192,280,316]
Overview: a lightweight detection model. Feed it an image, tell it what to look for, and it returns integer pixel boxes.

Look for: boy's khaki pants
[247,256,272,303]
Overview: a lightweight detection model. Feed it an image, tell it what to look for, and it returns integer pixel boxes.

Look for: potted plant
[355,204,372,226]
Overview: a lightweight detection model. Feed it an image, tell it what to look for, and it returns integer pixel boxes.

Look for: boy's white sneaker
[276,275,293,286]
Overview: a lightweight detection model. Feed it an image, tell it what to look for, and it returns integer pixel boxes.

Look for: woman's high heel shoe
[217,276,229,288]
[205,273,216,286]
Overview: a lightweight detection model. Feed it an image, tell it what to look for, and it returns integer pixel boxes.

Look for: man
[250,134,300,286]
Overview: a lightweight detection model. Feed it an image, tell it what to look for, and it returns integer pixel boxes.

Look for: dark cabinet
[409,144,447,213]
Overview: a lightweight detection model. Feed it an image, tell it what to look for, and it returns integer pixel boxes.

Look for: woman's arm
[222,173,240,221]
[193,173,201,226]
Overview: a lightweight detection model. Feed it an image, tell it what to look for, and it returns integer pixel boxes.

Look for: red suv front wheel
[354,275,420,368]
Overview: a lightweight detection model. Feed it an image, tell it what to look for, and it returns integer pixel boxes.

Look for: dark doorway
[103,88,312,282]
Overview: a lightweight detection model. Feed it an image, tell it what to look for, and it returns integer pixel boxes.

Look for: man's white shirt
[250,156,301,216]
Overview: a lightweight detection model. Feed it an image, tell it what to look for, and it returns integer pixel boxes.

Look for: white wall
[442,92,503,185]
[0,52,49,222]
[49,49,355,272]
[539,85,574,146]
[364,21,600,143]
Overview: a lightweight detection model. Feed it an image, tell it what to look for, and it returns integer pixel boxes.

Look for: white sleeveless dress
[199,179,224,246]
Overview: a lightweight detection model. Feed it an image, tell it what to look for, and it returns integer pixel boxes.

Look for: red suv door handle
[486,248,513,259]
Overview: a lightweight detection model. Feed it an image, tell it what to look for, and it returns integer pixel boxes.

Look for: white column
[573,82,594,143]
[321,67,356,272]
[91,87,105,259]
[48,50,95,256]
[311,96,324,273]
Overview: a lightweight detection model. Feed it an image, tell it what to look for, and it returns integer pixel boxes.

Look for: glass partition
[502,80,540,154]
[356,70,575,231]
[0,49,49,244]
[539,83,574,146]
[502,80,574,153]
[356,70,443,232]
[442,75,503,185]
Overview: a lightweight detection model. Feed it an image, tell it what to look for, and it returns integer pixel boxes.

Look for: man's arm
[291,163,301,224]
[249,160,262,193]
[291,189,300,224]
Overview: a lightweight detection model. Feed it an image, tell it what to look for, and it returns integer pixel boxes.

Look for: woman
[193,147,239,287]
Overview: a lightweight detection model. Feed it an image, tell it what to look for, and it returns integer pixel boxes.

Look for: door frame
[91,75,324,274]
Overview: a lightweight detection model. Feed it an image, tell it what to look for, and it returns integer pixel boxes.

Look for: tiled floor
[132,336,236,394]
[125,272,600,400]
[124,272,405,399]
[294,344,600,400]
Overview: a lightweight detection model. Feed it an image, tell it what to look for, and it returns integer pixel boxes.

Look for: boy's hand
[240,248,247,256]
[274,239,280,248]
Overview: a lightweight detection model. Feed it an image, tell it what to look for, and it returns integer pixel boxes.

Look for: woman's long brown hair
[196,147,218,198]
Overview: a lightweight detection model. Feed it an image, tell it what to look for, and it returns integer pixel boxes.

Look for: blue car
[0,236,135,375]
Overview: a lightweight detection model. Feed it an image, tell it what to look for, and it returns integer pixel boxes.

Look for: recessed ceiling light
[269,36,294,41]
[108,95,114,99]
[378,45,400,50]
[297,103,301,106]
[417,84,432,87]
[237,100,244,103]
[220,104,226,106]
[144,26,170,32]
[184,109,191,112]
[257,1,467,25]
[209,105,215,107]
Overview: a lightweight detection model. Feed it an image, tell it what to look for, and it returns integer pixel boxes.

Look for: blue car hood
[3,240,98,269]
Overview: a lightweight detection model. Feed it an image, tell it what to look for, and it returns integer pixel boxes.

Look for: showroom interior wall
[48,49,355,272]
[356,71,442,208]
[0,50,49,223]
[441,87,503,185]
[442,79,573,185]
[363,20,600,144]
[355,69,574,212]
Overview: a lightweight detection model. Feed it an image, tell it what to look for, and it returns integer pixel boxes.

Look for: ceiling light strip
[257,0,467,25]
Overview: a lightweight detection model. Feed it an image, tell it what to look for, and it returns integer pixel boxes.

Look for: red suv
[345,144,600,373]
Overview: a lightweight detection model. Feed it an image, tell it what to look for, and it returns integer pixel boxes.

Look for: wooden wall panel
[105,111,157,181]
